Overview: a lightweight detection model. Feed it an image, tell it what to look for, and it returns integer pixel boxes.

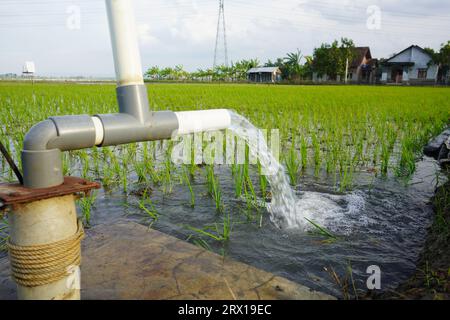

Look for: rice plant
[284,140,300,186]
[0,217,9,252]
[305,217,338,243]
[138,197,159,225]
[78,191,98,227]
[206,165,223,212]
[185,212,232,243]
[182,165,195,207]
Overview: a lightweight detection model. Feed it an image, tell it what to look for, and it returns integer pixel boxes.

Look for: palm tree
[284,49,303,81]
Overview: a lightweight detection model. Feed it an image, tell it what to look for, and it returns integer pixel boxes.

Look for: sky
[0,0,449,77]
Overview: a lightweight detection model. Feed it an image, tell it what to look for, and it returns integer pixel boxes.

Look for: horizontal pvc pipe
[106,0,144,86]
[174,109,232,135]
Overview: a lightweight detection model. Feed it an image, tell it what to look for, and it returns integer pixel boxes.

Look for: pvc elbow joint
[21,115,100,188]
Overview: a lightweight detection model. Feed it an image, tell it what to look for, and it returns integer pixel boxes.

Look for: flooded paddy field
[1,82,449,298]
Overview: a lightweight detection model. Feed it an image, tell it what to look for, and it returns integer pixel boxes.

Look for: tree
[284,49,303,81]
[145,66,161,80]
[301,56,314,79]
[425,41,450,84]
[312,38,356,81]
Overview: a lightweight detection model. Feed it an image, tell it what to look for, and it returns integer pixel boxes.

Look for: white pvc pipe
[175,109,232,135]
[105,0,144,86]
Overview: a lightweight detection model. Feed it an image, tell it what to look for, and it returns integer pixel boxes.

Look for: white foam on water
[228,111,366,232]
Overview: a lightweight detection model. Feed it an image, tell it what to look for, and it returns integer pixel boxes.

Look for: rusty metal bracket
[0,177,100,209]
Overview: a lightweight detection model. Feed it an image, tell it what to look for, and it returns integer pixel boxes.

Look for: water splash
[228,111,365,230]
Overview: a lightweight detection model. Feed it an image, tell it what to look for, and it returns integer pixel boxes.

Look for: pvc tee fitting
[21,85,231,188]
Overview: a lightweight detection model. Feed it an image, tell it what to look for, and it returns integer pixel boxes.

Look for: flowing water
[228,111,365,233]
[228,111,303,229]
[0,113,446,298]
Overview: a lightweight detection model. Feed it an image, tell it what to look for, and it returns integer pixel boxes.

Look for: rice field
[1,82,448,185]
[0,82,449,296]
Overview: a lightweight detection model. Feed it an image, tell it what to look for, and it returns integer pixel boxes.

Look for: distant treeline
[145,39,450,83]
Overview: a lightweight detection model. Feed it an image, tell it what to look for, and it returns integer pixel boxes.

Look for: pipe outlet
[174,109,232,135]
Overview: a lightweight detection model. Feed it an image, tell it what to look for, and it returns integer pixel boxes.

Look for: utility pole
[344,57,349,84]
[213,0,228,68]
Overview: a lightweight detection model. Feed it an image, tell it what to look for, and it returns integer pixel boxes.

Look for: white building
[247,67,282,83]
[380,45,438,84]
[22,61,36,77]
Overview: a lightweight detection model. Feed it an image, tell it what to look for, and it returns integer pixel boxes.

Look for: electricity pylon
[213,0,228,68]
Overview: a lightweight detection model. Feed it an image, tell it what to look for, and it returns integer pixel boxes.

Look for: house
[312,47,377,83]
[247,67,282,83]
[346,47,378,84]
[380,45,438,84]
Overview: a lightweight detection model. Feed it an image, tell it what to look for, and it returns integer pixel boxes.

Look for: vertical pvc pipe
[9,195,80,300]
[105,0,144,86]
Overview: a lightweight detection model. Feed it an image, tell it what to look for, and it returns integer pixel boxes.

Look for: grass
[138,197,159,226]
[185,212,232,243]
[0,217,8,252]
[206,165,223,212]
[285,140,300,185]
[77,191,97,227]
[182,165,195,207]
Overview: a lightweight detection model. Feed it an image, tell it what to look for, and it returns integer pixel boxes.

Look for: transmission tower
[213,0,228,68]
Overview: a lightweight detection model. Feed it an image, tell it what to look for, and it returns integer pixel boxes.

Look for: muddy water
[68,155,444,298]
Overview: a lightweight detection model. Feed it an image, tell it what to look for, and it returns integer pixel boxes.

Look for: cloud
[137,23,159,46]
[0,0,448,76]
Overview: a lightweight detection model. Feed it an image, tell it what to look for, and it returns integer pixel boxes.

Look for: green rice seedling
[101,163,114,189]
[257,161,268,199]
[186,225,223,241]
[339,162,354,192]
[138,197,159,223]
[0,217,9,252]
[162,153,174,194]
[91,147,101,176]
[221,212,232,241]
[312,133,321,176]
[206,165,223,212]
[380,142,390,177]
[78,191,97,227]
[79,150,90,179]
[231,163,244,198]
[185,212,231,243]
[284,141,300,186]
[305,217,337,243]
[134,161,148,184]
[62,152,71,176]
[121,166,129,194]
[396,136,416,177]
[182,165,195,207]
[188,237,212,251]
[432,183,449,237]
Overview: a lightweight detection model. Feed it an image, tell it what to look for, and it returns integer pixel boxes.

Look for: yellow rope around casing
[7,220,84,287]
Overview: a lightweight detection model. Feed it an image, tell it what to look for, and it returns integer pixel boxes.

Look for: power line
[213,0,229,68]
